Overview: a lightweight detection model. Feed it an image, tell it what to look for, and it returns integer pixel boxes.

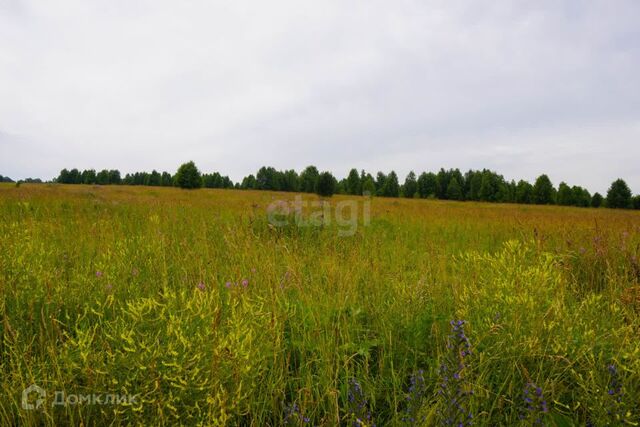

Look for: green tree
[417,172,437,198]
[300,166,319,193]
[375,172,387,196]
[446,177,463,200]
[479,171,498,202]
[515,180,533,204]
[282,169,299,192]
[256,166,280,191]
[148,170,162,186]
[108,170,121,185]
[403,171,418,198]
[466,171,483,201]
[532,174,554,204]
[161,172,173,186]
[82,169,97,184]
[346,168,361,195]
[572,186,591,208]
[241,174,257,189]
[606,179,632,209]
[382,171,400,197]
[315,171,336,197]
[632,195,640,210]
[67,168,81,184]
[174,161,203,189]
[556,182,574,206]
[362,175,376,196]
[96,169,110,185]
[435,168,449,199]
[591,192,603,208]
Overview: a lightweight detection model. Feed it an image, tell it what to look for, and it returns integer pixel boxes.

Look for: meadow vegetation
[1,183,639,426]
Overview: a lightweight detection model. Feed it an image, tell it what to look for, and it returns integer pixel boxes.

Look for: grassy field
[1,183,639,426]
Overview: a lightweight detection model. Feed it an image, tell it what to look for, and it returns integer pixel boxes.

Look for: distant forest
[2,163,639,210]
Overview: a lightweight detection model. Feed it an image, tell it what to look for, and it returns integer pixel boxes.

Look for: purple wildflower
[95,271,103,278]
[241,279,249,288]
[197,282,206,291]
[284,402,310,425]
[346,378,375,427]
[438,320,473,426]
[605,363,632,423]
[520,383,548,426]
[402,369,427,425]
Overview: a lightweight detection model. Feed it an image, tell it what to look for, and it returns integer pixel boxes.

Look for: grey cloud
[1,0,639,194]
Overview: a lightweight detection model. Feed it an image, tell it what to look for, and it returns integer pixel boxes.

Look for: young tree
[403,171,418,198]
[606,179,632,209]
[315,171,336,197]
[591,192,603,208]
[174,161,203,189]
[532,174,554,204]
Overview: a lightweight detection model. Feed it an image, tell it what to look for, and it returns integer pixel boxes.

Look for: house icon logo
[22,384,46,410]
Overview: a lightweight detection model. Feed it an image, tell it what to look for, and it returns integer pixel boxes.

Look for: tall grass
[1,183,639,425]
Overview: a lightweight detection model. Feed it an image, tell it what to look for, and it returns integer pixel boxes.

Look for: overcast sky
[1,1,639,193]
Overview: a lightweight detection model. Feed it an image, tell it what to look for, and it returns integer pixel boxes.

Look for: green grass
[1,183,639,426]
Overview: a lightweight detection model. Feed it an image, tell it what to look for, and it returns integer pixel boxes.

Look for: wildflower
[105,283,113,291]
[607,364,622,400]
[131,268,139,276]
[402,369,427,425]
[284,402,310,425]
[438,320,473,426]
[241,279,249,288]
[346,378,375,427]
[519,383,548,426]
[197,282,206,291]
[225,281,232,289]
[605,363,630,423]
[95,271,103,278]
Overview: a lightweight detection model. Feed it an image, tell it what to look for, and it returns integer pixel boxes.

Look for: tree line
[237,165,640,210]
[54,166,234,189]
[2,162,638,210]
